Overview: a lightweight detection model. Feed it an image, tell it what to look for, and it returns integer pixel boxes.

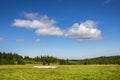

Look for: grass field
[0,64,120,80]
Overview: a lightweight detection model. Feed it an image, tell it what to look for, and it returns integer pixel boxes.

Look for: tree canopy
[0,52,120,65]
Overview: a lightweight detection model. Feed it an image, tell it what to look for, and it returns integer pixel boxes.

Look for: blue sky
[0,0,120,59]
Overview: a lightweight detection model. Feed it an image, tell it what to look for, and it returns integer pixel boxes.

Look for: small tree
[40,55,58,65]
[84,58,88,65]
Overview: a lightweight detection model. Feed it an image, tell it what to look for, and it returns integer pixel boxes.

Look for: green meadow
[0,65,120,80]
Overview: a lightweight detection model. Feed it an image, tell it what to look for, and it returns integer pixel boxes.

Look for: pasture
[0,64,120,80]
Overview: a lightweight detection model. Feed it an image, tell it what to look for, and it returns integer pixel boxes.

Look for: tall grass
[0,65,120,80]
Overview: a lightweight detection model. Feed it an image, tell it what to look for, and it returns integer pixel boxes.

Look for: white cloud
[16,39,26,42]
[35,39,41,42]
[13,19,48,29]
[12,13,63,36]
[0,37,5,42]
[12,13,102,40]
[64,20,102,40]
[35,27,63,36]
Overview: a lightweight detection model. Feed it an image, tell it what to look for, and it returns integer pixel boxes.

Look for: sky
[0,0,120,59]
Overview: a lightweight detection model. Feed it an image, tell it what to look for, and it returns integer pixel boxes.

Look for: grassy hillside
[0,64,120,80]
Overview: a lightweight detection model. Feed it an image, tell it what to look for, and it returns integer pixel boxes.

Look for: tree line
[0,52,120,65]
[60,56,120,65]
[0,52,24,65]
[34,55,58,65]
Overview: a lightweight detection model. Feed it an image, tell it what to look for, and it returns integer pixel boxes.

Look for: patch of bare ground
[33,66,58,69]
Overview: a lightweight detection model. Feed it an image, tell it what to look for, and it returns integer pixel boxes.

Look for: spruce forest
[0,52,120,65]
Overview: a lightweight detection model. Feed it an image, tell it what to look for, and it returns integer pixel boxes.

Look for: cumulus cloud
[64,20,102,40]
[35,39,41,42]
[0,37,5,42]
[16,39,26,42]
[35,26,63,36]
[12,13,102,40]
[12,13,63,36]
